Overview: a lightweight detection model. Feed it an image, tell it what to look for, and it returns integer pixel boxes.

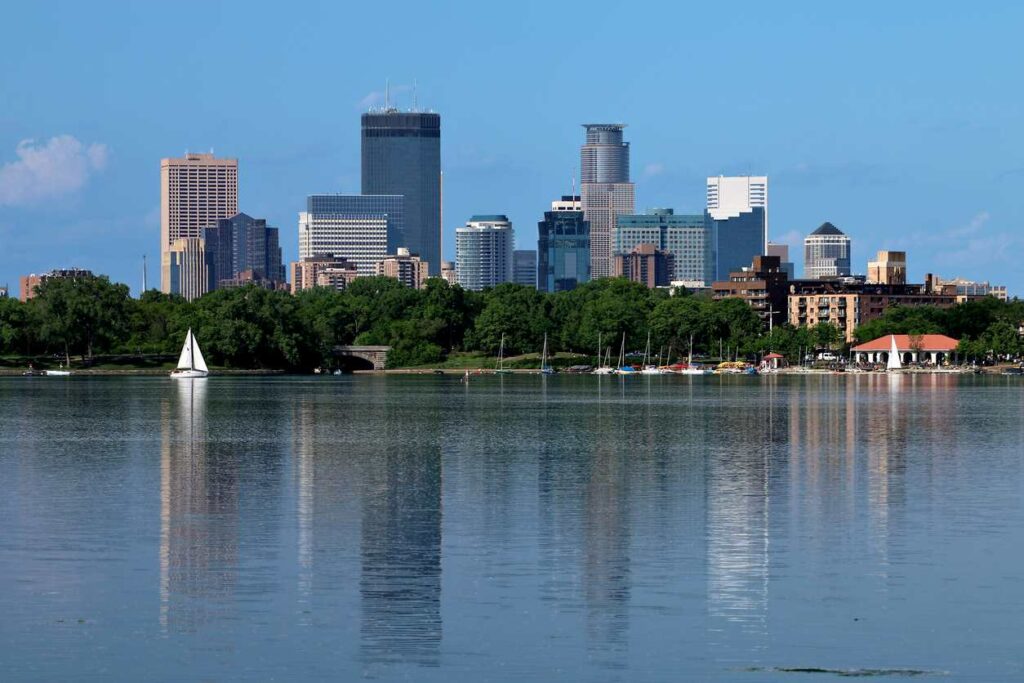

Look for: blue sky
[1,1,1022,295]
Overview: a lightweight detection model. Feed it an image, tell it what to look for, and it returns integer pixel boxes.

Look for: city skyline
[1,2,1022,295]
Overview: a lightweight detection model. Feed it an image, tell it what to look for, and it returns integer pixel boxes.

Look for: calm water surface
[1,375,1022,681]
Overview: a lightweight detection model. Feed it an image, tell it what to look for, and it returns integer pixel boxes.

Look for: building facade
[298,194,403,276]
[867,250,907,285]
[513,250,537,288]
[803,222,852,278]
[580,124,634,279]
[290,254,360,293]
[613,243,673,288]
[706,175,767,280]
[711,255,789,329]
[361,110,441,275]
[204,212,284,291]
[440,261,458,286]
[164,237,209,302]
[932,276,1008,301]
[537,195,590,292]
[788,281,957,342]
[18,268,94,302]
[160,153,238,294]
[374,248,429,289]
[455,215,514,291]
[766,242,795,279]
[616,209,713,286]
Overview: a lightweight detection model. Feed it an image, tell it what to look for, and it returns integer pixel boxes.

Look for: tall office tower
[537,195,590,292]
[374,248,429,289]
[580,124,634,279]
[362,110,441,275]
[160,153,238,294]
[867,250,907,285]
[803,222,852,278]
[705,175,767,280]
[455,215,513,291]
[766,242,795,279]
[298,195,403,276]
[163,237,209,302]
[204,212,284,290]
[616,209,713,286]
[513,250,537,288]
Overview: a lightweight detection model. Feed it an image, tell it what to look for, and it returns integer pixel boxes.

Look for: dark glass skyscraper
[538,196,590,292]
[203,212,284,290]
[361,111,441,275]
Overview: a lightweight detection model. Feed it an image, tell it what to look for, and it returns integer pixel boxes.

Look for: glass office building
[513,250,537,288]
[580,124,634,279]
[537,196,590,292]
[706,207,767,280]
[361,111,441,275]
[298,194,404,276]
[615,209,713,285]
[203,212,284,290]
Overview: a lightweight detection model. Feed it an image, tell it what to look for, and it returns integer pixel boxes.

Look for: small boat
[495,333,513,374]
[593,333,614,375]
[170,328,209,379]
[678,335,713,375]
[640,332,662,374]
[45,363,72,376]
[615,333,636,374]
[540,333,556,375]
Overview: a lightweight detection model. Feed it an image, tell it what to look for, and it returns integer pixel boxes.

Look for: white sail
[176,329,194,370]
[191,331,209,373]
[887,335,902,370]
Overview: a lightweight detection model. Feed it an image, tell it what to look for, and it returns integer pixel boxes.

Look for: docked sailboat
[539,333,556,375]
[679,334,713,375]
[616,333,636,375]
[170,328,209,379]
[495,333,512,374]
[593,332,614,374]
[640,332,662,374]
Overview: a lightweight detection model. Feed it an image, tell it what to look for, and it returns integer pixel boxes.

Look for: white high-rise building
[455,215,514,291]
[706,175,768,279]
[297,194,404,276]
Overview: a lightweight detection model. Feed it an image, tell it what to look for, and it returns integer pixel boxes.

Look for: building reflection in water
[159,379,238,632]
[358,386,443,667]
[706,377,777,644]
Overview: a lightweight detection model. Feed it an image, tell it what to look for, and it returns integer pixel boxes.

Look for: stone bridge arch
[333,345,391,371]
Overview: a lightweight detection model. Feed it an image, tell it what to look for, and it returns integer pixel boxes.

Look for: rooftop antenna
[142,254,147,295]
[571,168,577,197]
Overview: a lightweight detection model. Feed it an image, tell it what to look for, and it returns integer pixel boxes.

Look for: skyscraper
[705,175,767,280]
[616,209,714,285]
[298,195,404,276]
[163,237,209,302]
[580,124,634,279]
[362,110,441,275]
[513,250,537,288]
[160,153,238,294]
[455,215,513,291]
[803,222,852,278]
[537,195,591,292]
[204,212,284,290]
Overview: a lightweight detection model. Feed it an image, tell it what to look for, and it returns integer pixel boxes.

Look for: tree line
[1,274,1020,369]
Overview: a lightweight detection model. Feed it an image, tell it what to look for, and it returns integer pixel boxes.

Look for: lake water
[1,374,1022,681]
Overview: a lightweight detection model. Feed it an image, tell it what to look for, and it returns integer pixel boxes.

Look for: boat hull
[44,370,72,376]
[170,370,209,379]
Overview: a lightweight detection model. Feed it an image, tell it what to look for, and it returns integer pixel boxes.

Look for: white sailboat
[886,334,903,371]
[495,333,512,374]
[593,332,614,374]
[170,328,209,379]
[540,333,555,375]
[616,332,636,375]
[679,333,712,375]
[641,332,662,374]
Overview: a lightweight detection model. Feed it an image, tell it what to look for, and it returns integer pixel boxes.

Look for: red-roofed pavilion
[851,334,959,365]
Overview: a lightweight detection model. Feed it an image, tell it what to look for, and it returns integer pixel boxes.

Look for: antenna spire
[413,79,418,111]
[385,78,390,110]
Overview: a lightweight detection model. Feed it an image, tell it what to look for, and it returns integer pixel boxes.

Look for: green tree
[33,275,131,364]
[470,283,549,355]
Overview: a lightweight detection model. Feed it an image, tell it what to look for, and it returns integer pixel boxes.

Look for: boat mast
[189,330,195,372]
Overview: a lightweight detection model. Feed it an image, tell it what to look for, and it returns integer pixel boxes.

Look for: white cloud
[0,135,109,206]
[358,84,413,110]
[642,162,665,178]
